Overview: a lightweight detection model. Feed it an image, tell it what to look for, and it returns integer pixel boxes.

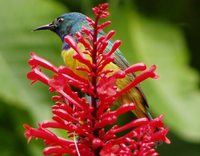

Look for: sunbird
[34,13,152,119]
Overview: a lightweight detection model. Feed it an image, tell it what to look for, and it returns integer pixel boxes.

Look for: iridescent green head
[34,12,87,41]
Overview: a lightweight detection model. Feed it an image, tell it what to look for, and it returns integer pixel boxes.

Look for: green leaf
[110,5,200,142]
[0,0,67,121]
[0,0,67,155]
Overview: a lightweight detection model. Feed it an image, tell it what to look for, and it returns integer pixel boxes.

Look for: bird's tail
[117,86,152,119]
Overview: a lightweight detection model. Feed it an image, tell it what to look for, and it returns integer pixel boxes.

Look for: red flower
[24,3,170,156]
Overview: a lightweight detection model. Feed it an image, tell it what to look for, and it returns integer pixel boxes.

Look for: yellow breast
[61,43,124,83]
[62,43,89,78]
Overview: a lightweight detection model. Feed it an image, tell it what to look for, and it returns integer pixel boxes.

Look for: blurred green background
[0,0,200,155]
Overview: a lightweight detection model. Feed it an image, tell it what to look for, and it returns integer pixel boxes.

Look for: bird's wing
[106,39,149,108]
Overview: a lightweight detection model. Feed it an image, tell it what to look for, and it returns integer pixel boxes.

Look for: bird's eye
[57,18,64,23]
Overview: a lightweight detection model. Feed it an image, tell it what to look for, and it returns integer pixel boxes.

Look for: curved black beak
[33,23,55,31]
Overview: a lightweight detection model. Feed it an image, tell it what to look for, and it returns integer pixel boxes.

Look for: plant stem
[91,15,100,119]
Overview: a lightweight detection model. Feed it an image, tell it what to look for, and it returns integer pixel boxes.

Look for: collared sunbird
[34,13,152,119]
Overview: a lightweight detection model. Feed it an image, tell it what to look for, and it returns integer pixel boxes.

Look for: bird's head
[34,12,87,41]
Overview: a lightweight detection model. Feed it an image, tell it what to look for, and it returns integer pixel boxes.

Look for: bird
[34,12,152,119]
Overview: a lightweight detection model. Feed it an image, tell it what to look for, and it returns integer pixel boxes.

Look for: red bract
[24,3,170,156]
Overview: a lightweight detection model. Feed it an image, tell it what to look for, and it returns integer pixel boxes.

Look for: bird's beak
[33,23,55,31]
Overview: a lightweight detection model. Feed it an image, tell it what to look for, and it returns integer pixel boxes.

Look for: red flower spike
[24,3,170,156]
